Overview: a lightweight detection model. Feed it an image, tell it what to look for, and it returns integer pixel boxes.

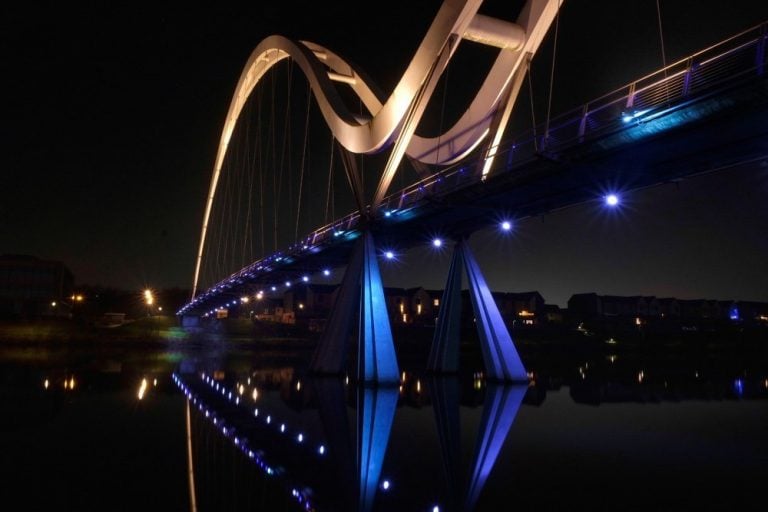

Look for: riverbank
[2,316,765,357]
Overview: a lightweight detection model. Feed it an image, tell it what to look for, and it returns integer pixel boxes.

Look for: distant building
[566,292,768,331]
[496,291,545,325]
[406,287,442,324]
[0,254,74,320]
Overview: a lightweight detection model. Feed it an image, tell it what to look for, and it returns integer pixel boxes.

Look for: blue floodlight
[605,193,620,207]
[384,250,394,260]
[501,220,512,231]
[432,238,443,248]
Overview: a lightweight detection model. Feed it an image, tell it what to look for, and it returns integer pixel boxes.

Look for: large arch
[192,0,563,297]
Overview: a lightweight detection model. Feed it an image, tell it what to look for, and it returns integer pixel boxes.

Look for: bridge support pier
[180,315,201,328]
[427,238,527,382]
[310,231,399,385]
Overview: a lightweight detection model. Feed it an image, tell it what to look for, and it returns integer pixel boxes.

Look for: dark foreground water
[1,338,766,512]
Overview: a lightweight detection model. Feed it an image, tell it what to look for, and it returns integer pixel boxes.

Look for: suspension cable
[295,81,311,242]
[656,0,668,69]
[324,133,335,224]
[543,2,560,148]
[656,0,671,104]
[275,61,294,252]
[527,66,538,153]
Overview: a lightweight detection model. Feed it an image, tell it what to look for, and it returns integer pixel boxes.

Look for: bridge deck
[180,24,768,316]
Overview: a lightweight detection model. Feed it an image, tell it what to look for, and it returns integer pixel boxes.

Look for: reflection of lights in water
[381,480,391,491]
[252,388,259,401]
[173,373,317,512]
[733,378,744,397]
[318,445,325,455]
[638,371,645,383]
[253,408,259,417]
[297,433,303,443]
[44,379,49,389]
[138,378,148,400]
[416,380,421,393]
[296,380,301,392]
[153,378,157,387]
[238,384,245,395]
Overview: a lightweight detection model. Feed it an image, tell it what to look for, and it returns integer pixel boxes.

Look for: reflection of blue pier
[173,371,532,511]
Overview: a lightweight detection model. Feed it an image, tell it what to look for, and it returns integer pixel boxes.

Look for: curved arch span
[192,0,562,298]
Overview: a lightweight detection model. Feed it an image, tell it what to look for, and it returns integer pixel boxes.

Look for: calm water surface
[1,338,766,511]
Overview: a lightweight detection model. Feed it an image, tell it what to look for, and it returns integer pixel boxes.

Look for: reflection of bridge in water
[178,0,768,384]
[173,361,767,511]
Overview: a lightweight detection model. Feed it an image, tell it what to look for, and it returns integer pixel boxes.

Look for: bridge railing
[505,21,767,159]
[183,22,767,314]
[375,21,768,220]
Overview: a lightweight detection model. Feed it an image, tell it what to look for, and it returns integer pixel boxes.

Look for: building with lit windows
[0,254,74,320]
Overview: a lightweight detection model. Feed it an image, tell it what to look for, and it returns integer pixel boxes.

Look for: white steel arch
[192,0,563,298]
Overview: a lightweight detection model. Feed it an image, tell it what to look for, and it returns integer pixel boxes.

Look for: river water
[1,336,766,511]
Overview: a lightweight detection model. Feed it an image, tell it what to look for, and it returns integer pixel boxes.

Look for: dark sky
[2,1,767,307]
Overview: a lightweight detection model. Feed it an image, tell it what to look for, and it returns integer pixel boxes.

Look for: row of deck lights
[188,192,623,315]
[174,372,457,510]
[182,371,462,512]
[173,373,317,511]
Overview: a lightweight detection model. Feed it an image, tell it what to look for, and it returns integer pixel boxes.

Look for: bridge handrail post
[681,57,696,97]
[625,82,636,109]
[577,104,589,143]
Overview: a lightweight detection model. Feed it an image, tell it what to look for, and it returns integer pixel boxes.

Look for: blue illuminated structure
[428,238,527,382]
[358,386,399,511]
[313,377,398,512]
[310,230,399,384]
[430,377,527,510]
[464,383,527,509]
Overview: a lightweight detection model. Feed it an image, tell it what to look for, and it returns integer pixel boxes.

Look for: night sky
[2,1,767,307]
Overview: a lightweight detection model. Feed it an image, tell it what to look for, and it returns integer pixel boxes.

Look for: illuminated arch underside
[193,0,562,297]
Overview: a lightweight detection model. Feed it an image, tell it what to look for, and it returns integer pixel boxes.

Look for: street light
[144,289,154,316]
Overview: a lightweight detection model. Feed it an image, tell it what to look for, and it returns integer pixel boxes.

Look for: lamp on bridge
[604,193,620,207]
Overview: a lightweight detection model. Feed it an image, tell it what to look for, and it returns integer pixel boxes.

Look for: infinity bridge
[178,0,768,384]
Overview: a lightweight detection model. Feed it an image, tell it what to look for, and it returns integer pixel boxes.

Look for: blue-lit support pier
[310,230,400,385]
[464,383,527,509]
[428,238,528,382]
[358,386,399,511]
[429,377,527,510]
